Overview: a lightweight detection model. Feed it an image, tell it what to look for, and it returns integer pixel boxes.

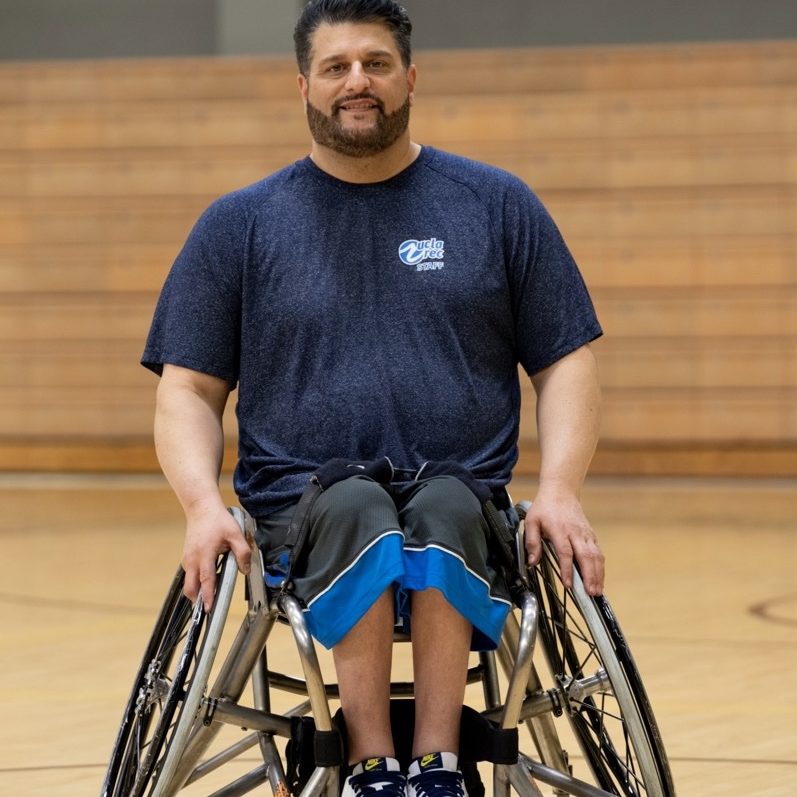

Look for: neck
[309,133,421,184]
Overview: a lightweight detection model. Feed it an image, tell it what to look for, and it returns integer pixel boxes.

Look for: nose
[344,61,370,93]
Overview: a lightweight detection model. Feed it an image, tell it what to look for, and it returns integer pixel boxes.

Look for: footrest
[459,705,519,764]
[385,700,518,767]
[286,699,519,795]
[285,716,345,793]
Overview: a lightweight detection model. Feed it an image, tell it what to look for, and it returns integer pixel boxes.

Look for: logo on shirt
[398,238,445,271]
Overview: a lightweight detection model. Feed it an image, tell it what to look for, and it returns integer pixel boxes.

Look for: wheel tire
[101,552,237,797]
[530,542,676,797]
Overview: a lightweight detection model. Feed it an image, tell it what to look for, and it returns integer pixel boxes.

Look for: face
[298,21,416,158]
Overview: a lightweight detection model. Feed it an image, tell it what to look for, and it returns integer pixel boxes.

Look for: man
[143,1,605,795]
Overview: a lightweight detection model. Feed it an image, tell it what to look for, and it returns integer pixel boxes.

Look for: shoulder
[420,147,535,201]
[417,147,550,234]
[197,159,312,229]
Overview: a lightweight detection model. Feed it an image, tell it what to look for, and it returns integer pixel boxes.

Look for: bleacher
[1,41,795,475]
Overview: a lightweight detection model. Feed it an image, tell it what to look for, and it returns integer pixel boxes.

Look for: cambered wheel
[102,553,237,797]
[529,543,675,797]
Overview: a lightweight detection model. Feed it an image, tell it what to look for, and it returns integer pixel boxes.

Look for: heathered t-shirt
[142,146,602,518]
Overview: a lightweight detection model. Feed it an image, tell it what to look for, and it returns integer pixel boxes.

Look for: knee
[311,475,397,529]
[405,476,485,530]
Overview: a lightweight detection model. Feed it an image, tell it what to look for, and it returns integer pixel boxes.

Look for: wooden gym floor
[0,472,795,796]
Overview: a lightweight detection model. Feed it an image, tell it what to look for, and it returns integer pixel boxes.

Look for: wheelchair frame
[101,506,675,797]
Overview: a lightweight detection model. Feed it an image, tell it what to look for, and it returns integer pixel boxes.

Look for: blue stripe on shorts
[303,535,511,651]
[303,530,405,649]
[401,545,512,650]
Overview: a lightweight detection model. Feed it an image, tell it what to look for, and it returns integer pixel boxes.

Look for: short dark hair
[294,0,413,77]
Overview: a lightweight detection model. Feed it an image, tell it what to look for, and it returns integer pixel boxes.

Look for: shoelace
[348,770,407,796]
[409,769,465,797]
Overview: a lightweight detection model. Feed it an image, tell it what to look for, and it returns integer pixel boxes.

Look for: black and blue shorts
[255,474,513,651]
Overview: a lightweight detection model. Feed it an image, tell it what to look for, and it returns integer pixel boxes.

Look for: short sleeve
[503,183,602,375]
[141,195,246,386]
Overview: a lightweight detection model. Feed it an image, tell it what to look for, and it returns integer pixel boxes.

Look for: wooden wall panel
[0,41,795,474]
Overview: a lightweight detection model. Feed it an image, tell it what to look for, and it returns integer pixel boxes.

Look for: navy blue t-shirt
[142,147,602,517]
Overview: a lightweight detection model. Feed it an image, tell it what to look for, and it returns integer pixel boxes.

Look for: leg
[397,476,510,767]
[333,586,397,764]
[285,476,405,768]
[410,587,472,758]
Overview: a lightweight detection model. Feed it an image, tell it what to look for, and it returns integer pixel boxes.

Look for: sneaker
[342,756,407,797]
[407,752,467,797]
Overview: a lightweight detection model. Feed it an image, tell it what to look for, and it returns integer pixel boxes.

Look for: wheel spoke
[102,555,236,797]
[530,541,673,796]
[101,568,201,796]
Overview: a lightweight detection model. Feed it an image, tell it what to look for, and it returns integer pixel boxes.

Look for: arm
[524,344,604,595]
[154,364,251,610]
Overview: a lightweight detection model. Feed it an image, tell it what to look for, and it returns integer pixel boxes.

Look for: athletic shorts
[255,474,513,651]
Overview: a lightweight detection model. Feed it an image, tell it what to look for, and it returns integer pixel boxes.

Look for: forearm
[525,345,604,594]
[532,345,601,498]
[154,366,230,520]
[153,365,249,607]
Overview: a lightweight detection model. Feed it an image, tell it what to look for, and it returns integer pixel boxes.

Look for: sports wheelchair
[101,504,675,797]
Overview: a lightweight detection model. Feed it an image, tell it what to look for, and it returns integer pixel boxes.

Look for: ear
[297,73,309,108]
[407,63,417,98]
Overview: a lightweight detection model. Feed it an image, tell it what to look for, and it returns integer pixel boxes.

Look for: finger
[523,517,542,567]
[580,541,605,597]
[198,558,218,613]
[182,557,200,603]
[229,531,252,576]
[554,538,575,589]
[569,531,604,596]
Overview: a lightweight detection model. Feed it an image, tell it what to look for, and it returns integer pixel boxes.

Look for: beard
[305,93,411,158]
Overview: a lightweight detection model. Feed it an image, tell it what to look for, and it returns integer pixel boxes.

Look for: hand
[181,503,252,612]
[522,490,604,596]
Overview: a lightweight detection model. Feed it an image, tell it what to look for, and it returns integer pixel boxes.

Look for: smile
[335,96,383,114]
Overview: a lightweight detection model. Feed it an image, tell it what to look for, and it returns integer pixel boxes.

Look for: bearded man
[143,2,604,795]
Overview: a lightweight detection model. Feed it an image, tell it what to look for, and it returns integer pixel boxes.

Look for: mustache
[332,93,385,115]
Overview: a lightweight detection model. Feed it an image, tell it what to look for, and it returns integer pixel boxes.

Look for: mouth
[334,96,383,115]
